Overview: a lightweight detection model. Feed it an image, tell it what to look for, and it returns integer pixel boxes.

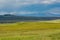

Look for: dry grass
[0,22,59,40]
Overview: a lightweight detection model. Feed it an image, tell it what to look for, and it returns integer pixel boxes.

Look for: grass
[0,22,60,31]
[48,33,60,40]
[0,21,60,40]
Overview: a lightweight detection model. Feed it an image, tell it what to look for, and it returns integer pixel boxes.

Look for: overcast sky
[0,0,60,16]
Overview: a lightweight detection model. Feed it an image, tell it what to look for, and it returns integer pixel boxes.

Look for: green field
[0,21,60,40]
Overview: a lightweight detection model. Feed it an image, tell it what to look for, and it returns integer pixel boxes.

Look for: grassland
[0,21,60,40]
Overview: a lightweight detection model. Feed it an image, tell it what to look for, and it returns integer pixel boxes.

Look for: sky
[0,0,60,17]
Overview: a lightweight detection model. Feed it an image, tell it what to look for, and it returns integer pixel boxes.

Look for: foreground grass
[0,22,60,40]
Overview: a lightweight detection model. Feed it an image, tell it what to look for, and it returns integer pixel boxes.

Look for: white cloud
[0,0,16,8]
[16,0,60,5]
[14,11,38,15]
[40,0,57,4]
[0,12,16,15]
[0,0,59,15]
[0,0,59,8]
[0,11,39,15]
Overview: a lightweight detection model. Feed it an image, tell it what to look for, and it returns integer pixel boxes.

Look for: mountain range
[0,14,60,23]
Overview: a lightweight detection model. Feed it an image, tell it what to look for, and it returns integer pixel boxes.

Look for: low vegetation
[0,21,60,40]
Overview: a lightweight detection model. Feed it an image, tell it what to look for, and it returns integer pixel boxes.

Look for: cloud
[0,0,16,9]
[0,12,16,15]
[0,0,59,15]
[40,0,57,4]
[0,11,38,15]
[43,7,60,14]
[49,8,60,14]
[0,0,59,7]
[0,0,59,8]
[14,11,38,15]
[16,0,60,5]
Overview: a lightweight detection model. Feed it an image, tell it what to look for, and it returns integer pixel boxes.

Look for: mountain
[0,14,60,23]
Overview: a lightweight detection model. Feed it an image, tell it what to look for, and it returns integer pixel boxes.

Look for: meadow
[0,21,60,40]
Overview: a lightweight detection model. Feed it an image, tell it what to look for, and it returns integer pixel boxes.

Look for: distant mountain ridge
[0,14,60,23]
